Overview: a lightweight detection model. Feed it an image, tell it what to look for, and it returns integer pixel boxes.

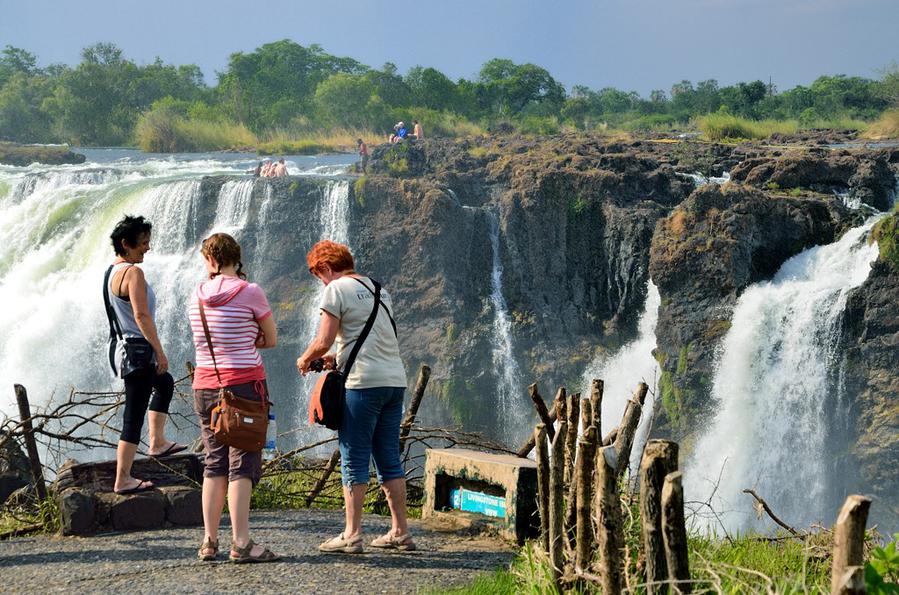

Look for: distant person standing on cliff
[297,240,415,554]
[357,139,368,173]
[103,216,184,495]
[412,120,423,140]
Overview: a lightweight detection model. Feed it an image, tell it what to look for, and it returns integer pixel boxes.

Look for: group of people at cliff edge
[104,215,413,563]
[389,120,423,144]
[249,158,288,177]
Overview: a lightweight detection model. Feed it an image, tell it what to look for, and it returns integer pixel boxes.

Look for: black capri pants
[121,368,175,444]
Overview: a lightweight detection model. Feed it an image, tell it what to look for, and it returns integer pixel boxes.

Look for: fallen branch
[742,488,801,537]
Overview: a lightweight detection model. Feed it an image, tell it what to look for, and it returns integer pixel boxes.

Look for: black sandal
[198,537,218,561]
[230,539,280,564]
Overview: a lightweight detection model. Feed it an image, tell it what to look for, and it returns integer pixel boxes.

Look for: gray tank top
[108,262,156,339]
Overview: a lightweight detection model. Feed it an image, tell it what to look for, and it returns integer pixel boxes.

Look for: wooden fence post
[553,387,567,429]
[534,424,550,553]
[564,392,580,486]
[640,440,680,594]
[549,420,568,588]
[516,408,558,458]
[590,378,604,436]
[612,382,648,479]
[595,445,623,594]
[399,364,431,451]
[529,384,555,441]
[661,471,691,593]
[13,385,47,501]
[575,425,598,572]
[831,495,871,595]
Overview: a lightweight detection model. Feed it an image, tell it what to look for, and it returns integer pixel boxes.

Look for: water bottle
[263,412,277,460]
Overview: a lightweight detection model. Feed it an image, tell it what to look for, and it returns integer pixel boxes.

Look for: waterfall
[290,180,351,441]
[685,218,882,532]
[0,155,353,447]
[580,280,661,474]
[485,209,527,444]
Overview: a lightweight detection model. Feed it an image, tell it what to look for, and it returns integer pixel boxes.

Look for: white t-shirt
[319,276,407,389]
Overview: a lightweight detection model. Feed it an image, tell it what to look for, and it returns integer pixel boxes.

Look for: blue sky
[1,0,896,95]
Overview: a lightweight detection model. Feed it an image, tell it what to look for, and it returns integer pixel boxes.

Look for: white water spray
[486,209,526,443]
[685,218,882,532]
[580,280,661,474]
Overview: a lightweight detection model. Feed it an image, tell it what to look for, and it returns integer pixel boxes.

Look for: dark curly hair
[110,215,152,256]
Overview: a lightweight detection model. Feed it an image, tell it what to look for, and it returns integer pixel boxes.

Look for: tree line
[1,39,898,147]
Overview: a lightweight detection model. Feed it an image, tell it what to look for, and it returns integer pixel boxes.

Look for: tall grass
[697,113,798,141]
[862,109,899,140]
[257,128,382,155]
[135,109,257,152]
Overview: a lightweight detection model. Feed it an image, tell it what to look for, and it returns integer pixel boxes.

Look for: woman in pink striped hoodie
[189,233,280,563]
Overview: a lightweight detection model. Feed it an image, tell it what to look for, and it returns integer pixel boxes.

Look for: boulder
[160,486,203,526]
[0,432,31,504]
[59,488,96,536]
[96,489,166,531]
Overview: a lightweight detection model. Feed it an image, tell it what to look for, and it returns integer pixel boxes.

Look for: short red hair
[307,240,355,274]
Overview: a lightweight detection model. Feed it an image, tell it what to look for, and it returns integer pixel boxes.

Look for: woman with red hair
[297,240,414,554]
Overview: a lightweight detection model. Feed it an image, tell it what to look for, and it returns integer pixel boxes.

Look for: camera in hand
[310,358,326,372]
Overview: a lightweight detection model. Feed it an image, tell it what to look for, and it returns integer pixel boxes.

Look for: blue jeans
[338,386,406,486]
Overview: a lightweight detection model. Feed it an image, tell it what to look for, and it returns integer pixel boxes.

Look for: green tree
[0,45,40,86]
[365,63,412,107]
[476,58,565,117]
[0,72,55,141]
[314,73,383,129]
[219,39,365,129]
[406,66,458,112]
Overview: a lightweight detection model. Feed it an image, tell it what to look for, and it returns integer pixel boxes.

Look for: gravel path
[0,510,515,594]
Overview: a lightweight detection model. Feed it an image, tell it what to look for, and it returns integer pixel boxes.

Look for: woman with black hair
[104,215,184,495]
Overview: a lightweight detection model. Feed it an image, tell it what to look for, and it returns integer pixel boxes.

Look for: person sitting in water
[249,162,262,177]
[273,159,287,177]
[260,160,273,177]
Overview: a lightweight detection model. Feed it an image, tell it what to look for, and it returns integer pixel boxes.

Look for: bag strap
[341,278,382,376]
[102,264,124,374]
[351,277,397,338]
[198,297,268,408]
[197,299,224,388]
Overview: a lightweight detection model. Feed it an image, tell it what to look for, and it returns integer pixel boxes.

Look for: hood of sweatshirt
[196,275,247,306]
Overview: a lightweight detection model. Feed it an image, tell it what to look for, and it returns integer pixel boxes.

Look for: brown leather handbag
[199,300,269,452]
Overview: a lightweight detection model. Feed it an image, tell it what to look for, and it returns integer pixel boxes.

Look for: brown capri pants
[193,380,267,486]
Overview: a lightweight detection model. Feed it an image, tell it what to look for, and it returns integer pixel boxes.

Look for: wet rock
[0,432,31,504]
[160,486,203,526]
[649,183,855,433]
[59,488,96,535]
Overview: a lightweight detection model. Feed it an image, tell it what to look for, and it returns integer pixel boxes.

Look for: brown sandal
[198,537,218,561]
[230,539,280,564]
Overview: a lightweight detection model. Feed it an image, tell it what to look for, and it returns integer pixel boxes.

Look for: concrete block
[422,448,538,543]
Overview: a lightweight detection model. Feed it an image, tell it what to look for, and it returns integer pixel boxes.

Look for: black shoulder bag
[308,278,384,431]
[103,264,155,377]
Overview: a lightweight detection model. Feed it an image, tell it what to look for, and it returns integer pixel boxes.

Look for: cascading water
[485,209,527,444]
[288,180,351,441]
[580,280,661,474]
[0,153,353,455]
[685,218,883,533]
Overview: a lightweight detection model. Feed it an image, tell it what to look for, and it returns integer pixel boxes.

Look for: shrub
[135,102,256,152]
[518,115,560,135]
[871,211,899,270]
[697,113,797,141]
[863,109,899,140]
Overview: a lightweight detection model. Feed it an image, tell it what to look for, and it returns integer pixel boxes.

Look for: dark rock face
[350,137,689,433]
[59,488,96,536]
[729,150,896,211]
[98,490,167,531]
[844,258,899,513]
[0,433,31,504]
[649,184,855,432]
